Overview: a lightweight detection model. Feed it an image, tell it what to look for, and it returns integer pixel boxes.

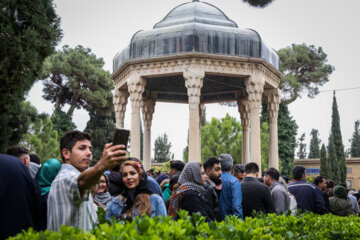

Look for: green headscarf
[333,185,348,200]
[35,158,62,196]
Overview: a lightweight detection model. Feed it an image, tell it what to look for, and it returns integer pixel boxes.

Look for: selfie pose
[106,160,166,220]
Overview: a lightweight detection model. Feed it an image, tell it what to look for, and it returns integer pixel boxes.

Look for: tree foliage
[84,111,115,165]
[241,0,274,8]
[320,144,331,179]
[0,0,62,152]
[21,107,60,162]
[328,134,340,184]
[308,129,321,159]
[51,107,77,140]
[201,114,243,164]
[278,43,334,105]
[296,133,307,159]
[40,45,114,117]
[153,133,173,163]
[350,120,360,158]
[329,92,346,183]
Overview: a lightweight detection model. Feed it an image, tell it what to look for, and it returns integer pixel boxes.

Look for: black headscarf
[119,158,153,213]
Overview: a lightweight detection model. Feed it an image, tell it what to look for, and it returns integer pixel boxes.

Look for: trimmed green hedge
[9,211,360,240]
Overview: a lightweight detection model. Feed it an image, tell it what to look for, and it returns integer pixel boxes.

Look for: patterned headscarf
[169,162,205,219]
[35,158,62,196]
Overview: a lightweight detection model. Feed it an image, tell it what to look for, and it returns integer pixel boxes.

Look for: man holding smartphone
[47,130,127,231]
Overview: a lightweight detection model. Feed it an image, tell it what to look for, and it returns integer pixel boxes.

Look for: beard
[210,175,222,185]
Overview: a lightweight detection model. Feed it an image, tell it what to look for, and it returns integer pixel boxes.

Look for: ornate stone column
[128,75,145,159]
[264,89,281,169]
[184,66,204,162]
[237,99,250,164]
[245,74,265,169]
[113,89,129,128]
[142,98,156,171]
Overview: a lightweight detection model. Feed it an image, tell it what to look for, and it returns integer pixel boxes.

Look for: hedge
[9,211,360,240]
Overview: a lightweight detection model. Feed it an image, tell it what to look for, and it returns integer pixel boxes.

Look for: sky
[27,0,360,160]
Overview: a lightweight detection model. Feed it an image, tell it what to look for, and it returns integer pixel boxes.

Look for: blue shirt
[219,172,243,220]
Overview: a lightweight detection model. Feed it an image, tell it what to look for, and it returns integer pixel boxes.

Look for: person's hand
[98,143,127,170]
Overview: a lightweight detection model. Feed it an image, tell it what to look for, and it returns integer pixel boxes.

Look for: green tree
[40,45,114,117]
[297,133,307,159]
[350,120,360,157]
[201,114,243,164]
[51,107,77,140]
[262,102,298,177]
[330,92,346,183]
[84,111,116,165]
[21,113,60,162]
[328,134,340,183]
[320,144,331,179]
[0,0,62,152]
[241,0,274,8]
[308,129,321,158]
[260,122,270,171]
[278,43,334,105]
[153,133,173,163]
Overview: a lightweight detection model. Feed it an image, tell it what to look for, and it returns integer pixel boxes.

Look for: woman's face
[97,175,107,193]
[122,165,140,189]
[201,166,206,185]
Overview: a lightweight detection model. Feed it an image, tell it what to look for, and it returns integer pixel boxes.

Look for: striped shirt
[47,164,96,231]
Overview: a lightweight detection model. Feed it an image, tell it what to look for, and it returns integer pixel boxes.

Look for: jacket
[329,197,354,216]
[287,180,326,214]
[179,190,213,222]
[241,177,275,217]
[270,181,290,214]
[219,172,243,220]
[203,179,222,221]
[106,193,166,220]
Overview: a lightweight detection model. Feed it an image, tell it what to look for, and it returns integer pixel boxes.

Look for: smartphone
[112,128,130,151]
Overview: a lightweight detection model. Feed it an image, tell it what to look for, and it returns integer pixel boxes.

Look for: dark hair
[60,130,91,162]
[292,165,306,180]
[245,162,259,174]
[353,193,360,201]
[264,167,280,181]
[326,180,335,188]
[314,176,326,187]
[169,173,180,191]
[203,157,220,171]
[6,146,30,158]
[170,160,185,172]
[282,176,290,184]
[233,164,245,174]
[30,153,41,164]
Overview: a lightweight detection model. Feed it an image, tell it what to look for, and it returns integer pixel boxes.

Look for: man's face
[264,174,271,187]
[169,168,176,178]
[318,178,327,191]
[206,163,222,182]
[235,171,246,182]
[19,154,30,168]
[62,139,92,172]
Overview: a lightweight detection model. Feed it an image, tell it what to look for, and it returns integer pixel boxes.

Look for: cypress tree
[297,133,307,159]
[328,134,340,183]
[330,91,347,183]
[308,129,321,158]
[350,120,360,157]
[320,144,331,179]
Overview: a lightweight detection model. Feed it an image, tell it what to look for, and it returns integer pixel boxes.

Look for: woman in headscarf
[106,160,166,221]
[168,162,212,221]
[329,185,354,216]
[94,174,112,210]
[35,158,62,230]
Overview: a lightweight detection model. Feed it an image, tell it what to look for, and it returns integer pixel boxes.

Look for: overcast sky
[27,0,360,160]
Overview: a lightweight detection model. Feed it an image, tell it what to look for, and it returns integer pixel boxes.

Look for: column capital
[184,67,204,109]
[128,75,146,109]
[245,76,265,110]
[237,98,250,129]
[113,89,129,128]
[264,89,281,123]
[142,98,156,129]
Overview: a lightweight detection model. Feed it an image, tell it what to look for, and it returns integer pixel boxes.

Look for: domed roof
[154,0,237,28]
[113,1,279,72]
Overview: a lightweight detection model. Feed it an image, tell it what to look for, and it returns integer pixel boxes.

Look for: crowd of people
[1,130,359,239]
